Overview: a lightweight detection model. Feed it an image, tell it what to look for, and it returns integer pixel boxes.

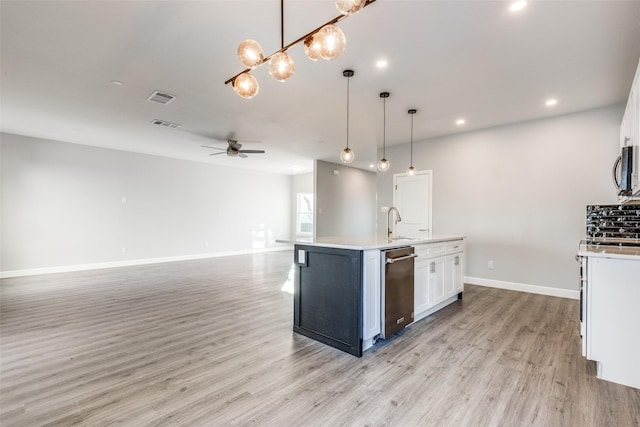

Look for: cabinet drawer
[414,243,445,258]
[445,241,464,254]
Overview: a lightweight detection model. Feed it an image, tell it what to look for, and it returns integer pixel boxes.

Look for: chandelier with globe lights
[226,0,376,99]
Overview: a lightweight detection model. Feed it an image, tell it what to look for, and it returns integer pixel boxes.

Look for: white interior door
[392,171,432,237]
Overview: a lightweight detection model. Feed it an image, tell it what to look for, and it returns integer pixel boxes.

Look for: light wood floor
[1,251,639,426]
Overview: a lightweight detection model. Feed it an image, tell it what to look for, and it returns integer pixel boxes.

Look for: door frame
[392,170,433,235]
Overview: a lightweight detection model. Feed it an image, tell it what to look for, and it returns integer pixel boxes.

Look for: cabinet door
[414,258,430,314]
[452,254,464,293]
[444,255,456,296]
[362,250,381,341]
[293,245,363,357]
[631,73,640,193]
[620,98,632,149]
[428,258,446,306]
[443,254,464,299]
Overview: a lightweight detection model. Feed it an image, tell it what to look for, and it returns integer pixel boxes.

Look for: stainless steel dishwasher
[381,246,417,339]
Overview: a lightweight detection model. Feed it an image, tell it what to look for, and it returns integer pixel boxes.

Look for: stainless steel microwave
[613,145,634,196]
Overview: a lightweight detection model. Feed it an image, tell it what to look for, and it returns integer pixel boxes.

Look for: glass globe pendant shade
[377,158,390,172]
[304,34,323,61]
[340,147,354,164]
[232,72,259,99]
[334,0,367,15]
[269,51,295,81]
[237,39,264,69]
[317,24,346,60]
[407,165,416,176]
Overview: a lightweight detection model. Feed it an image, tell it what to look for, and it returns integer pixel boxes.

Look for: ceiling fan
[201,140,265,158]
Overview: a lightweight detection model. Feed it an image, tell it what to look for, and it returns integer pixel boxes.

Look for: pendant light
[377,92,390,172]
[237,39,264,69]
[232,72,259,99]
[340,70,355,164]
[226,1,378,98]
[268,1,295,82]
[407,109,417,176]
[335,0,367,15]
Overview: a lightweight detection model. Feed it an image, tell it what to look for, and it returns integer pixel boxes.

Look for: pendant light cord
[346,75,350,149]
[382,96,386,157]
[410,113,413,164]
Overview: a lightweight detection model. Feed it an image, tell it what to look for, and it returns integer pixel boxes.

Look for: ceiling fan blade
[209,152,226,156]
[201,145,225,151]
[239,150,265,154]
[238,152,248,158]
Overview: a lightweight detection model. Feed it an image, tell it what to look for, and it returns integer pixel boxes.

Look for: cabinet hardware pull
[455,256,459,266]
[396,317,405,324]
[430,261,436,273]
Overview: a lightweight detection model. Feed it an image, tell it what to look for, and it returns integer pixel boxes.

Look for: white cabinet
[414,255,430,315]
[414,239,464,322]
[585,256,640,389]
[620,58,640,196]
[362,249,381,346]
[445,253,463,296]
[428,257,446,306]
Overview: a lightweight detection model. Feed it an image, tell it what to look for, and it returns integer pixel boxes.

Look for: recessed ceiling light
[369,164,375,168]
[110,80,124,86]
[510,0,527,12]
[546,99,558,106]
[289,166,303,172]
[456,119,466,126]
[376,59,388,68]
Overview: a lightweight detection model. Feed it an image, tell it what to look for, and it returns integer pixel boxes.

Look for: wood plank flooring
[1,251,639,426]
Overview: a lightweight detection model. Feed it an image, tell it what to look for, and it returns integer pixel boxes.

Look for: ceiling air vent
[151,119,181,129]
[147,91,176,105]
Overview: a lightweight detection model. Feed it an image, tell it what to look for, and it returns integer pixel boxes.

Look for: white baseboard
[0,245,293,279]
[465,276,579,300]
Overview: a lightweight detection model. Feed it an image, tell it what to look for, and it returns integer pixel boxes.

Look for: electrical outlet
[381,206,389,213]
[488,260,494,269]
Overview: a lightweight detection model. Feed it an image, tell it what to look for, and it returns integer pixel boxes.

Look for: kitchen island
[293,235,465,356]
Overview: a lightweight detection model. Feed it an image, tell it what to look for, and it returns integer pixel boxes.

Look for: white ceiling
[2,0,640,174]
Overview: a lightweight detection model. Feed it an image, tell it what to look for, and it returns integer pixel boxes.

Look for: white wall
[0,133,291,274]
[377,105,623,292]
[290,172,313,238]
[315,160,377,237]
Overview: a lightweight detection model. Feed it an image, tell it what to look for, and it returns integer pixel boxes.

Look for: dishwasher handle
[386,253,418,264]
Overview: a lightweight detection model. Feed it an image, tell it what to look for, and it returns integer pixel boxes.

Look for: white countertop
[294,235,465,250]
[578,243,640,260]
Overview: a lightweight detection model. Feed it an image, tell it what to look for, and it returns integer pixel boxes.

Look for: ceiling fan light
[304,34,323,61]
[340,147,354,164]
[377,158,390,172]
[237,39,264,69]
[318,24,346,61]
[232,73,259,99]
[269,51,295,81]
[334,0,367,15]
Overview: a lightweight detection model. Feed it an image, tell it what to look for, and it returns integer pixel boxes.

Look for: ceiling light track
[226,0,377,99]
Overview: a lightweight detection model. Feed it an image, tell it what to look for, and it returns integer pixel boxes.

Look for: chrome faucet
[387,207,402,238]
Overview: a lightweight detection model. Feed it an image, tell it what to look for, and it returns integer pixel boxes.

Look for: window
[296,193,313,235]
